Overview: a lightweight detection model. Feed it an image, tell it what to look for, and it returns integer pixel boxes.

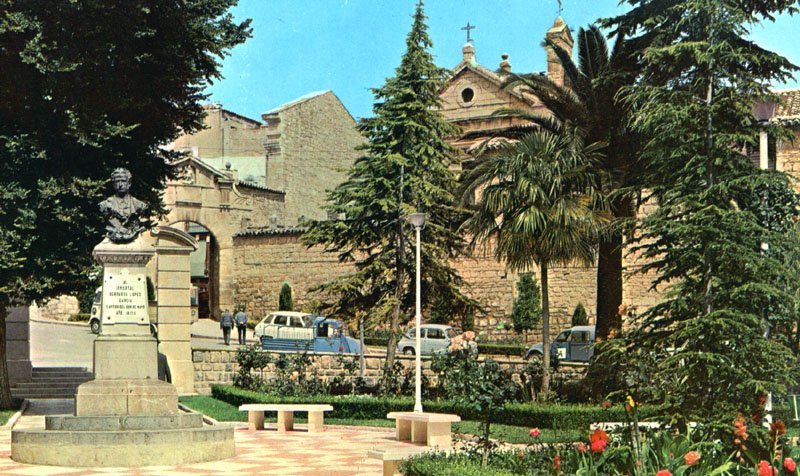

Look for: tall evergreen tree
[302,1,474,383]
[497,26,641,339]
[511,273,541,335]
[0,0,250,409]
[603,0,799,424]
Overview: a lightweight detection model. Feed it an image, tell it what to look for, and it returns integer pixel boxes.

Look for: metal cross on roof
[557,0,563,16]
[461,22,475,43]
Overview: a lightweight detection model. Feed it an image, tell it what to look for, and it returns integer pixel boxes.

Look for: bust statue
[99,168,150,243]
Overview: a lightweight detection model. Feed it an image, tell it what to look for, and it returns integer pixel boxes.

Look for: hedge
[400,453,515,476]
[211,384,656,429]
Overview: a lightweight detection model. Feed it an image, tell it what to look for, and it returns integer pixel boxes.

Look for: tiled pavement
[0,400,431,475]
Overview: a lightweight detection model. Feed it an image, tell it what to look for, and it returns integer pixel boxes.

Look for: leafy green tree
[302,1,475,387]
[603,0,800,425]
[461,128,606,397]
[511,273,541,335]
[278,282,293,311]
[0,0,250,409]
[572,302,588,326]
[499,25,641,339]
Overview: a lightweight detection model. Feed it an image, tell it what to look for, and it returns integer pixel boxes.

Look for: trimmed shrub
[401,453,516,476]
[511,272,541,334]
[278,282,293,311]
[211,384,658,429]
[571,303,589,326]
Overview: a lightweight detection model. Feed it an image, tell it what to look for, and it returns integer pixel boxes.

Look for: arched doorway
[172,221,219,319]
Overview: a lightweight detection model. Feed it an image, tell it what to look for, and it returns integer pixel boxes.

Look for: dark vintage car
[525,325,595,363]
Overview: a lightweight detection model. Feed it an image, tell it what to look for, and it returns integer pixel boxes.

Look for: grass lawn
[0,409,15,426]
[179,396,583,444]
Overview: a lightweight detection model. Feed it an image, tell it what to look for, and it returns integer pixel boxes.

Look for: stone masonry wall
[232,231,663,342]
[191,347,586,395]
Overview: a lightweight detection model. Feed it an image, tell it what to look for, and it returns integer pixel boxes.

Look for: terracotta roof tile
[775,89,800,121]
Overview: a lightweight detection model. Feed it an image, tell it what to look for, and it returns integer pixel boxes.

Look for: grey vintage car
[396,324,458,356]
[525,325,595,363]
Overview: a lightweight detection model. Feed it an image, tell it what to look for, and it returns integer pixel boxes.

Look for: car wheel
[526,352,542,362]
[403,347,415,356]
[90,319,100,334]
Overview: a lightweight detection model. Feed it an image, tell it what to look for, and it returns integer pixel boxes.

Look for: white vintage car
[253,311,315,341]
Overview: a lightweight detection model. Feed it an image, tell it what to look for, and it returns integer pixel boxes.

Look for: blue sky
[206,0,800,121]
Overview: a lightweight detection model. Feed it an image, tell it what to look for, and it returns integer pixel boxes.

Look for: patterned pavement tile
[0,411,437,476]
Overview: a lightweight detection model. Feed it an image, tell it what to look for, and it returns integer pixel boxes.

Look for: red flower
[553,454,561,470]
[758,460,777,476]
[683,450,700,467]
[601,401,612,409]
[529,428,540,438]
[656,471,672,476]
[785,458,797,473]
[576,442,587,453]
[589,428,609,454]
[770,420,786,439]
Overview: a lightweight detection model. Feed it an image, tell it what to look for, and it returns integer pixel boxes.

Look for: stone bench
[239,404,333,433]
[367,447,433,476]
[386,411,460,448]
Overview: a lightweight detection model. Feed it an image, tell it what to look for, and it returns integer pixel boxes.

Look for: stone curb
[5,399,29,430]
[30,317,86,328]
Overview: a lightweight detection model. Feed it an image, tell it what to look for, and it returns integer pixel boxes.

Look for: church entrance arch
[170,221,219,319]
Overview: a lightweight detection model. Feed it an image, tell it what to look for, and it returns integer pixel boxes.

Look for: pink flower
[576,442,587,453]
[758,460,777,476]
[683,451,700,467]
[529,428,540,438]
[655,471,671,476]
[785,458,797,473]
[463,331,476,341]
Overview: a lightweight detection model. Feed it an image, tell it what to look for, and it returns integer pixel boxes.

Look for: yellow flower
[625,395,636,411]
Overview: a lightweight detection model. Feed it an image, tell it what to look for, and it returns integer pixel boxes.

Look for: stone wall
[232,230,663,342]
[31,296,80,322]
[191,347,586,395]
[779,129,800,186]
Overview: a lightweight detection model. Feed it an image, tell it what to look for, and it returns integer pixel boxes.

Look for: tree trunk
[358,315,365,379]
[595,230,623,339]
[481,419,491,468]
[540,262,551,398]
[0,306,14,409]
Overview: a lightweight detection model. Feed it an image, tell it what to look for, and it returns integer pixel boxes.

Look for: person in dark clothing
[220,309,234,345]
[235,308,248,345]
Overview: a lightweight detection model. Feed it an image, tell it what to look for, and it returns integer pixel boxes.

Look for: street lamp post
[407,212,426,413]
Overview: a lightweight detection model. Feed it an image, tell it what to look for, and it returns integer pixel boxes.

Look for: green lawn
[179,396,583,444]
[0,409,15,426]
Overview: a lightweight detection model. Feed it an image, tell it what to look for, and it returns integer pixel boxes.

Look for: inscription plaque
[102,269,148,325]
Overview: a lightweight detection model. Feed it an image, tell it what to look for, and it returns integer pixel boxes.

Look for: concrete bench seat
[386,411,460,448]
[239,404,333,433]
[367,447,433,476]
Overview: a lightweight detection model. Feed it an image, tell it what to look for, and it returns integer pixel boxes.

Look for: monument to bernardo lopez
[11,168,235,466]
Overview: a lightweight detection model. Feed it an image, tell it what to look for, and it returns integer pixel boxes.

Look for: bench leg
[277,411,294,432]
[396,419,411,441]
[411,420,426,444]
[248,410,265,431]
[307,411,324,433]
[426,421,452,448]
[383,459,399,476]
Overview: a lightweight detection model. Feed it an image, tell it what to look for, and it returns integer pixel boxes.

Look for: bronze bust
[99,168,150,243]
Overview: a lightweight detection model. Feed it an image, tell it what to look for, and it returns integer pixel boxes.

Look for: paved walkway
[0,399,427,475]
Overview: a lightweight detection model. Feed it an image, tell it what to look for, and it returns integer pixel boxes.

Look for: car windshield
[406,328,416,338]
[555,331,571,342]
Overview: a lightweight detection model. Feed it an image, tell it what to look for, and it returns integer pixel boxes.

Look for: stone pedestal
[5,307,32,385]
[12,235,233,467]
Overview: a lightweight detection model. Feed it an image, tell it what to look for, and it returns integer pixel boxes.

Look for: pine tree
[302,1,475,386]
[511,273,541,335]
[604,0,800,425]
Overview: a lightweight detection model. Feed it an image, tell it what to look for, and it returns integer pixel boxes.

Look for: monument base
[75,379,178,417]
[93,335,159,380]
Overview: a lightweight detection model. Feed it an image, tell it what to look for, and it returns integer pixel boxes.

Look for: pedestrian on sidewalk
[235,306,248,345]
[220,309,234,345]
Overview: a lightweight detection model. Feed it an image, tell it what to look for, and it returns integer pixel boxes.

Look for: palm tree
[461,128,606,396]
[497,26,641,339]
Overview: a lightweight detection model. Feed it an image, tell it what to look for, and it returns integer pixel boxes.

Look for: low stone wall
[30,296,80,322]
[191,347,586,395]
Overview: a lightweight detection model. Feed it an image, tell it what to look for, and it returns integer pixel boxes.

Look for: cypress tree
[278,283,293,311]
[604,0,800,425]
[303,1,475,384]
[571,303,588,327]
[511,273,541,335]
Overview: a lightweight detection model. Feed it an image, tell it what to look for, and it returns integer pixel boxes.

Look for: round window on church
[461,87,475,103]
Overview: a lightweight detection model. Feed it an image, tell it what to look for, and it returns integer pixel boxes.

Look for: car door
[553,330,570,361]
[425,327,448,354]
[568,329,592,362]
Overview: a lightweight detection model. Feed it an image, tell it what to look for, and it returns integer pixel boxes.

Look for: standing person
[235,307,248,345]
[220,309,234,346]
